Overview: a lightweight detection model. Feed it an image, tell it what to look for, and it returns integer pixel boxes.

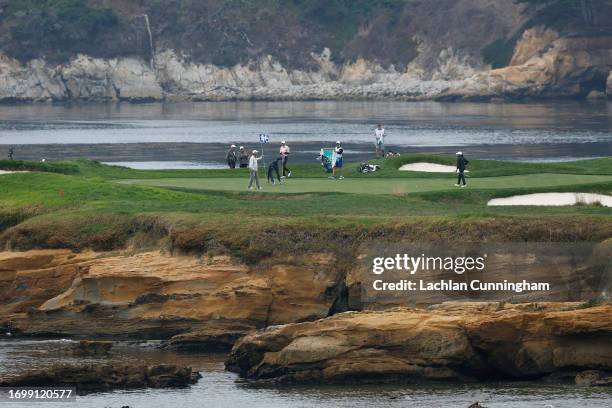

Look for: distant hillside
[0,0,526,69]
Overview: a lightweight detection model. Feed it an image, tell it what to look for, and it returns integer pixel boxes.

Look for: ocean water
[0,101,610,167]
[0,339,610,408]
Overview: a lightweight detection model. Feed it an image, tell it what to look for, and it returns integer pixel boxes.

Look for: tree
[515,0,597,26]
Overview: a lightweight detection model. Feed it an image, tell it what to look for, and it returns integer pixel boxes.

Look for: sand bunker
[0,170,28,175]
[488,193,612,207]
[399,162,467,173]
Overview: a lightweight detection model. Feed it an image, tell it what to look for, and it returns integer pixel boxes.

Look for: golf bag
[358,162,381,173]
[318,148,334,173]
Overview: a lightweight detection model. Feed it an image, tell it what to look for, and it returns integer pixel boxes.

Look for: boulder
[226,303,612,383]
[110,58,163,102]
[0,364,200,393]
[575,370,612,387]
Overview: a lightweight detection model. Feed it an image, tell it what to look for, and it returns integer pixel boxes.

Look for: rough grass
[0,156,610,255]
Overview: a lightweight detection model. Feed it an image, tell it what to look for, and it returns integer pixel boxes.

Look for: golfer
[279,141,291,178]
[226,144,237,169]
[248,149,263,190]
[331,141,344,179]
[455,151,469,187]
[374,123,385,158]
[238,146,249,168]
[267,157,282,185]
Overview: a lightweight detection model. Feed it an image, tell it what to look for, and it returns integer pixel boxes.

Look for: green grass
[0,155,610,253]
[29,155,612,180]
[119,174,612,195]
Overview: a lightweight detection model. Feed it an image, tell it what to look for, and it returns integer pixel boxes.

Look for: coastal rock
[509,27,559,66]
[0,250,97,317]
[575,370,612,386]
[226,303,612,383]
[0,363,199,392]
[0,250,343,348]
[0,25,609,102]
[444,33,612,100]
[72,340,113,356]
[0,54,65,102]
[110,58,163,102]
[607,71,612,98]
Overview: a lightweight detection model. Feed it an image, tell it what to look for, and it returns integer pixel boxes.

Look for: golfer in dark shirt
[267,157,282,184]
[455,152,469,187]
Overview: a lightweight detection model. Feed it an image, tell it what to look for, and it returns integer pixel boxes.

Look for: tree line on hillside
[0,0,609,67]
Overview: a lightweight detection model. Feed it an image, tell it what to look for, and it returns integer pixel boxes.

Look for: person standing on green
[238,146,249,168]
[226,144,237,169]
[374,123,385,158]
[279,141,291,178]
[248,149,263,190]
[455,152,469,187]
[331,141,344,180]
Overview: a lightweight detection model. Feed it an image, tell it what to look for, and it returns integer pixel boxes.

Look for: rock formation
[0,364,200,392]
[443,31,612,100]
[226,303,612,383]
[0,250,344,350]
[0,27,610,103]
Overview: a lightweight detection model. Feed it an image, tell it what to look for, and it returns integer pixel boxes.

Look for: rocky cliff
[226,303,612,383]
[1,29,610,103]
[0,249,346,349]
[1,246,611,384]
[0,0,610,102]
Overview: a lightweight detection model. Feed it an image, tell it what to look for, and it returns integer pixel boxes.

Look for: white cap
[231,144,236,148]
[336,140,341,144]
[456,151,463,155]
[281,140,286,144]
[252,149,258,154]
[239,146,244,149]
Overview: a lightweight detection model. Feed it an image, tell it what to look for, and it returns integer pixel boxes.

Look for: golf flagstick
[259,133,268,168]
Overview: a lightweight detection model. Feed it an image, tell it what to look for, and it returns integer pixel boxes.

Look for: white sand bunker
[488,193,612,207]
[399,162,467,173]
[0,170,28,174]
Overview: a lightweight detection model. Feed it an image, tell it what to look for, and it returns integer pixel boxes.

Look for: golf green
[118,174,612,195]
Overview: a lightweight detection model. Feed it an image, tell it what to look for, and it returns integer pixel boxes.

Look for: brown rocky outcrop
[0,250,344,349]
[0,363,200,392]
[226,303,612,383]
[443,31,612,100]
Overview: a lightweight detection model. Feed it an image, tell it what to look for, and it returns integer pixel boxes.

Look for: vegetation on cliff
[0,0,523,69]
[0,0,119,62]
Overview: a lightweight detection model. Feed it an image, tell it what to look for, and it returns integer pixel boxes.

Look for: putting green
[118,174,612,195]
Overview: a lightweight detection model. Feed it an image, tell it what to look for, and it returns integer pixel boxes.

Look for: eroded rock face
[0,364,199,392]
[444,34,612,100]
[0,27,609,102]
[0,250,343,349]
[226,303,612,383]
[510,27,559,66]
